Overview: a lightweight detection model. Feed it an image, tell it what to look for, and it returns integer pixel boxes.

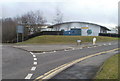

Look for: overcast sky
[0,0,119,28]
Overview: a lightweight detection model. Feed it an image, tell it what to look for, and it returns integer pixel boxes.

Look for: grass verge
[17,35,118,44]
[95,54,119,79]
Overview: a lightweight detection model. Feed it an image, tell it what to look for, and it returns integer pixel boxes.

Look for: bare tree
[53,8,63,24]
[35,10,47,24]
[20,11,36,24]
[15,10,47,25]
[2,10,48,43]
[53,8,63,31]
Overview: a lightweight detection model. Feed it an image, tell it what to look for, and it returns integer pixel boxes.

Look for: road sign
[16,25,24,42]
[17,25,24,33]
[77,40,81,42]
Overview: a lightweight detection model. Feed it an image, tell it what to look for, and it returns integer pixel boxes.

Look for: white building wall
[52,22,101,36]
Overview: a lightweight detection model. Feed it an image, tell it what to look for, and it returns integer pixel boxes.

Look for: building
[49,22,110,36]
[107,28,118,34]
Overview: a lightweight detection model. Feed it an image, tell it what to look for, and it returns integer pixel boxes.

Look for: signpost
[16,25,24,42]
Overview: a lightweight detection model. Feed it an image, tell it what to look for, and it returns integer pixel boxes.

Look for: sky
[0,0,119,28]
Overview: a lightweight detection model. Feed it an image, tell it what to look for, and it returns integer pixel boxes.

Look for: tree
[2,10,47,43]
[15,10,47,25]
[53,8,63,24]
[2,18,17,43]
[35,10,47,24]
[14,10,47,35]
[53,8,63,31]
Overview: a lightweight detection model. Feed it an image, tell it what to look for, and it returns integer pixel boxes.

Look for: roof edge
[48,21,111,31]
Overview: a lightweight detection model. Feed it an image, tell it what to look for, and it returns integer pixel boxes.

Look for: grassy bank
[95,54,119,79]
[17,35,118,44]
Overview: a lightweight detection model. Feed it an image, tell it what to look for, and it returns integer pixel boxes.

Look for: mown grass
[17,35,118,44]
[95,54,119,79]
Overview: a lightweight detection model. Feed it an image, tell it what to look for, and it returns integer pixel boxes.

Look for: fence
[99,33,120,37]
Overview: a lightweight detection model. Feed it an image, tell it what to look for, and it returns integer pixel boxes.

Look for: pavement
[12,40,118,52]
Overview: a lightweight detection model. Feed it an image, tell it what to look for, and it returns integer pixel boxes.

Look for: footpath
[12,40,117,53]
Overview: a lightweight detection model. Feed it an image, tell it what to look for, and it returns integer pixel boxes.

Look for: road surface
[2,41,118,80]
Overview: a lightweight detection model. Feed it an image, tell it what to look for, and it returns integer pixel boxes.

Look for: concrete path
[12,40,118,52]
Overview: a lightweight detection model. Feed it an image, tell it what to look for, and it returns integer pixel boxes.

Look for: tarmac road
[2,45,33,79]
[2,41,118,80]
[31,42,118,79]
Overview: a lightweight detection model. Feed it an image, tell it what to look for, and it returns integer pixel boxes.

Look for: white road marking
[54,51,56,52]
[43,52,46,53]
[33,55,36,57]
[64,50,69,51]
[25,74,33,79]
[94,46,97,47]
[72,48,75,50]
[80,47,83,49]
[109,43,111,45]
[103,44,106,45]
[87,47,91,48]
[25,52,37,79]
[34,58,37,60]
[30,52,34,55]
[31,67,36,71]
[34,62,37,65]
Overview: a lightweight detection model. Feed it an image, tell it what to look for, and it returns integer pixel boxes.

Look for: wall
[52,22,101,36]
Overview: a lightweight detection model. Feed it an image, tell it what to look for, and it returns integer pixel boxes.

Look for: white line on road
[103,44,106,45]
[31,67,36,71]
[72,48,75,50]
[43,52,46,53]
[25,74,33,79]
[34,62,37,65]
[94,46,97,47]
[80,47,83,49]
[109,43,111,45]
[87,47,91,48]
[34,58,37,60]
[30,52,34,55]
[54,51,56,52]
[64,50,69,51]
[33,55,36,57]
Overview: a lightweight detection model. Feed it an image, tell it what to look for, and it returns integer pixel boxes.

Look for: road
[2,41,118,80]
[2,46,33,79]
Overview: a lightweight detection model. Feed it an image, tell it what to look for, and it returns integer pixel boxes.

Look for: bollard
[93,37,96,45]
[77,40,81,46]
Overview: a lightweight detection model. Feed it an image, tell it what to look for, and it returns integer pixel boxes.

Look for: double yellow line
[34,48,119,81]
